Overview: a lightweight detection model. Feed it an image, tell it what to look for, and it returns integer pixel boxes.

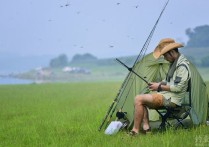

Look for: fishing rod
[98,70,132,131]
[116,58,150,85]
[133,0,170,66]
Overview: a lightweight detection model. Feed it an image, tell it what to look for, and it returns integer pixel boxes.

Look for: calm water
[0,77,33,85]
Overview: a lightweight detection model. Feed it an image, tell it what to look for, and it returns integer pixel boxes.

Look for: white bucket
[104,121,123,135]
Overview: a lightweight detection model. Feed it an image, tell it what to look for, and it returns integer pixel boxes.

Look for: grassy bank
[0,82,209,146]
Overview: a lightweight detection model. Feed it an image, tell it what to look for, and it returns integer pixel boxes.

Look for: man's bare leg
[131,94,159,133]
[131,96,144,133]
[142,106,150,130]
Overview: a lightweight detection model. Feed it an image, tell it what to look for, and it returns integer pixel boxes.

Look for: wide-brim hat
[153,38,183,59]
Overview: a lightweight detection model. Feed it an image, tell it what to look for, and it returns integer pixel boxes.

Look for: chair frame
[155,79,192,130]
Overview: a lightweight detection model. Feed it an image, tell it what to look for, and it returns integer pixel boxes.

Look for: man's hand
[148,82,160,91]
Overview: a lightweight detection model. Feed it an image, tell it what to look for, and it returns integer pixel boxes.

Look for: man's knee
[134,95,143,105]
[134,94,153,106]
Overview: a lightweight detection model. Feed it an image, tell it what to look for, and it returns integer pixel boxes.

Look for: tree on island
[70,53,98,64]
[49,54,68,68]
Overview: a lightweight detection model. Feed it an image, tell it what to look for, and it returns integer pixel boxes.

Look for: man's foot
[143,124,150,131]
[128,130,138,136]
[142,127,151,134]
[142,124,151,134]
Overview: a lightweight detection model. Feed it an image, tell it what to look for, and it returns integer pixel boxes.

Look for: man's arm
[148,82,170,92]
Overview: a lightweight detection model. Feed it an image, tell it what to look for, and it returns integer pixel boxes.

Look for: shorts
[150,93,176,108]
[149,93,163,109]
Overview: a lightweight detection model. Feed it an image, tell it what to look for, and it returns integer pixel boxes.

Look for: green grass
[0,82,209,147]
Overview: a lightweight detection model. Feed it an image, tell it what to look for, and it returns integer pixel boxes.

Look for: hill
[4,47,209,83]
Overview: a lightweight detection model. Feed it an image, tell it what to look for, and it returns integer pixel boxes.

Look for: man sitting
[129,38,191,135]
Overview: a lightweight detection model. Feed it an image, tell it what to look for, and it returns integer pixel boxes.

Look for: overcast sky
[0,0,209,59]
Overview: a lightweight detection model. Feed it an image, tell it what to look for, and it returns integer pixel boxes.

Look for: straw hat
[153,38,183,59]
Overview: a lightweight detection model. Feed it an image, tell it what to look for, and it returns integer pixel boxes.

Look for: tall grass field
[0,82,209,147]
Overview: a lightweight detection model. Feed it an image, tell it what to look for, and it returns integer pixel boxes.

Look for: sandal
[128,130,138,136]
[142,128,151,134]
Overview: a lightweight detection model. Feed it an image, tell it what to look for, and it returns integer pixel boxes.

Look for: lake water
[0,77,33,85]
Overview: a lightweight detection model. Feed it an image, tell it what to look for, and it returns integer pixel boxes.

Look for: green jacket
[159,54,191,106]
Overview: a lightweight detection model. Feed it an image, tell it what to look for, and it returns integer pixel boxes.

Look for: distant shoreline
[0,76,33,85]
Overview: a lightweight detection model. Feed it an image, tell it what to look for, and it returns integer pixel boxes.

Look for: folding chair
[155,79,192,130]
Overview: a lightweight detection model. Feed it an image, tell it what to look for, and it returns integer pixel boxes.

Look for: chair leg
[156,110,171,131]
